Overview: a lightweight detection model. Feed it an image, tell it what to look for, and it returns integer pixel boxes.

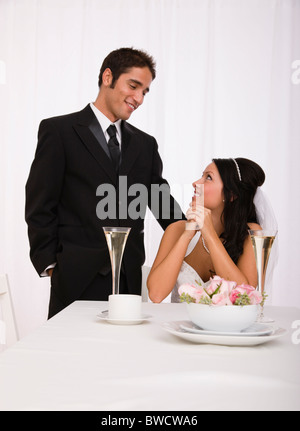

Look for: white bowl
[186,303,258,332]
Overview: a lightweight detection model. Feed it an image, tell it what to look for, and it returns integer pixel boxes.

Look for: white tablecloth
[0,301,299,411]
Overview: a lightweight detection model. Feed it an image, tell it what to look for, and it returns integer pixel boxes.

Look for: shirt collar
[90,103,122,142]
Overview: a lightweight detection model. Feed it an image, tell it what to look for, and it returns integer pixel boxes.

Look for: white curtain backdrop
[0,0,299,338]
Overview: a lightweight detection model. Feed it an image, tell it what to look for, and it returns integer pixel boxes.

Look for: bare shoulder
[247,222,262,230]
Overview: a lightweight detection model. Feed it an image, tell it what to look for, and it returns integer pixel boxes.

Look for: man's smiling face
[100,66,153,122]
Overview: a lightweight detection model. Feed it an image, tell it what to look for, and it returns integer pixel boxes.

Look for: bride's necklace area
[201,235,210,254]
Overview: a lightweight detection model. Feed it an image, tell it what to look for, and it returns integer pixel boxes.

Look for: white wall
[0,0,299,338]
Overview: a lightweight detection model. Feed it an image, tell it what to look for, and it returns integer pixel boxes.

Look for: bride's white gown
[171,232,211,302]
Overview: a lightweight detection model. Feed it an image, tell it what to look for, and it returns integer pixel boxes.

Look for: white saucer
[180,322,274,337]
[97,310,152,325]
[163,321,287,346]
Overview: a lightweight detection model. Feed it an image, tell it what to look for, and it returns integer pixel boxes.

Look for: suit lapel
[119,121,142,175]
[73,105,117,183]
[88,115,110,159]
[73,106,142,180]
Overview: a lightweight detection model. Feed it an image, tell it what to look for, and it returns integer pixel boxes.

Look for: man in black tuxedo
[25,48,184,318]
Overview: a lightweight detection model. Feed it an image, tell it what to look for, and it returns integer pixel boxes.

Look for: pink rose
[236,284,256,295]
[178,283,197,297]
[218,279,237,295]
[229,289,241,304]
[211,292,232,306]
[178,284,210,303]
[180,278,261,306]
[229,286,249,304]
[194,289,210,304]
[206,276,237,296]
[205,276,223,295]
[229,284,261,305]
[248,290,263,305]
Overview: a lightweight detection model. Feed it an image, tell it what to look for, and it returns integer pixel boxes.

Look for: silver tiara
[232,158,242,181]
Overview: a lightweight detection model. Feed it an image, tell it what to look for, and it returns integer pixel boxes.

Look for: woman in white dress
[147,158,265,303]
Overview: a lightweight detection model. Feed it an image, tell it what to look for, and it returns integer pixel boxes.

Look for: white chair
[0,274,19,350]
[141,265,151,302]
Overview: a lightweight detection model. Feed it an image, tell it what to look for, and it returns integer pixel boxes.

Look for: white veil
[253,187,278,231]
[253,187,279,291]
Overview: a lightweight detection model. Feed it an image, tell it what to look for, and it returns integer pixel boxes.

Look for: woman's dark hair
[212,158,265,264]
[98,47,156,88]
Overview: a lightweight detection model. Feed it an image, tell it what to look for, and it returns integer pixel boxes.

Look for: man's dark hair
[98,47,156,88]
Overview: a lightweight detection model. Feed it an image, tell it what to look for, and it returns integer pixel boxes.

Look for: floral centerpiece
[179,275,263,306]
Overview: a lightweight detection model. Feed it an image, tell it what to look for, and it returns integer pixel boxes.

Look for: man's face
[101,67,153,122]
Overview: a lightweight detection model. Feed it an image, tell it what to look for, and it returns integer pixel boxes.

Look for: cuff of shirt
[40,263,56,277]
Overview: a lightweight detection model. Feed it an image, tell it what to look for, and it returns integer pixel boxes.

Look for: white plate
[163,321,287,346]
[97,311,152,325]
[180,322,274,337]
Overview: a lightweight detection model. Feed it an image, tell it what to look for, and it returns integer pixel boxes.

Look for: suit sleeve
[149,138,185,230]
[25,119,65,276]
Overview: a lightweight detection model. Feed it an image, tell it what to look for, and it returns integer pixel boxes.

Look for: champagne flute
[103,227,131,295]
[249,229,277,323]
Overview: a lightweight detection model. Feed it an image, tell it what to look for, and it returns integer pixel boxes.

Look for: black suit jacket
[25,105,183,311]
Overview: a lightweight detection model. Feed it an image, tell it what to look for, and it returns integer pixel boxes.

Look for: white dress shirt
[89,102,122,146]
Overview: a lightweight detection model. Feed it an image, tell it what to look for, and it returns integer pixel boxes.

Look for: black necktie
[107,125,120,171]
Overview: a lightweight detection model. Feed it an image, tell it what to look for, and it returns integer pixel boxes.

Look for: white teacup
[108,294,142,320]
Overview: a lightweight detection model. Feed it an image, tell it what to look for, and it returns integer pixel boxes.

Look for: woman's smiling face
[193,162,225,210]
